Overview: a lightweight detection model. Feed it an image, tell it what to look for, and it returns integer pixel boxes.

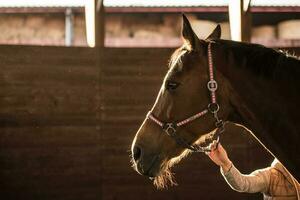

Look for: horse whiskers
[129,146,190,189]
[129,153,136,169]
[153,163,177,189]
[153,149,191,189]
[127,147,135,166]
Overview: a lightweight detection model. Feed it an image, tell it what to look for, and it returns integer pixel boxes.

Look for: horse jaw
[152,131,214,189]
[152,149,191,189]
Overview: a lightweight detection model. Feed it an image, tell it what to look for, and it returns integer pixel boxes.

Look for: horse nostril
[133,145,142,162]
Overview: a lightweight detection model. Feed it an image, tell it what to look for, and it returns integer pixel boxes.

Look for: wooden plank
[0,45,101,200]
[0,126,99,148]
[0,87,97,114]
[0,146,100,168]
[0,45,95,65]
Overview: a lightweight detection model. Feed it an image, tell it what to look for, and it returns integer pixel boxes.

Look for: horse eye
[166,81,180,91]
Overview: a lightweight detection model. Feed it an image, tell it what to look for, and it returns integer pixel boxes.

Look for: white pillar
[229,0,251,42]
[85,0,104,47]
[85,1,96,47]
[65,8,74,46]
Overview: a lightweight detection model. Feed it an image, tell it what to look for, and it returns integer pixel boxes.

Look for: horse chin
[152,164,177,189]
[152,149,191,189]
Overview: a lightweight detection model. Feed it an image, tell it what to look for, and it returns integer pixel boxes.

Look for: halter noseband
[147,42,225,153]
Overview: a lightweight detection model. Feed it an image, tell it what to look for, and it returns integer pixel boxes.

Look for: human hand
[206,142,232,173]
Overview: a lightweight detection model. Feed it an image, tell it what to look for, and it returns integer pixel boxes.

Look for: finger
[217,143,222,149]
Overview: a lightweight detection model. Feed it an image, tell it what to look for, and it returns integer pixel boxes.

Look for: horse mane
[215,39,300,181]
[216,39,300,83]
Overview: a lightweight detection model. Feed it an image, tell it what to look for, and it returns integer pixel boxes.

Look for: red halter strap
[147,42,224,152]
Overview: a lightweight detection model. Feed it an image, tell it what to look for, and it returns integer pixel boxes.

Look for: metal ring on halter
[163,123,177,136]
[207,80,218,92]
[208,103,220,114]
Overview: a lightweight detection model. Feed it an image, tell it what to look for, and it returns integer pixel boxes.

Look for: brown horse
[131,15,300,188]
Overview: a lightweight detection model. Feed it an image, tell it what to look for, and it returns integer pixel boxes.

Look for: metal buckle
[208,103,220,114]
[207,80,218,92]
[163,123,177,136]
[215,120,224,129]
[215,120,225,134]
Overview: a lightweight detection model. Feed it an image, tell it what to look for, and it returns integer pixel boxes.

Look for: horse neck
[214,42,300,180]
[216,43,300,133]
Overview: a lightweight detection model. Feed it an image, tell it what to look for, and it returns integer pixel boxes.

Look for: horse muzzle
[132,144,161,177]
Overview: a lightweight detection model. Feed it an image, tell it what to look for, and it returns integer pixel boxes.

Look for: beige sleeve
[221,164,271,194]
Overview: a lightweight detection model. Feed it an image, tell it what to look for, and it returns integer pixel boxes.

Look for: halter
[146,42,225,153]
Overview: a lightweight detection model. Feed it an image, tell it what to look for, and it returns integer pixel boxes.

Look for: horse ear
[206,24,221,40]
[182,14,203,51]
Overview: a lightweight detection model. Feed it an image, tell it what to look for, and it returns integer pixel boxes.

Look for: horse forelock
[168,46,189,71]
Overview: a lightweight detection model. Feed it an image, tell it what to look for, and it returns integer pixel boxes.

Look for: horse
[131,14,300,189]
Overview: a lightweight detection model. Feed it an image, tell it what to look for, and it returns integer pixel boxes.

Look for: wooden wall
[1,45,298,199]
[0,45,101,200]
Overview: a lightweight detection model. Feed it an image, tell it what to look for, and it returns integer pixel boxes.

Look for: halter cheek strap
[147,42,225,153]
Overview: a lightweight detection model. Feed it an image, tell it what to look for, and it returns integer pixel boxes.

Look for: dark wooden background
[0,45,298,200]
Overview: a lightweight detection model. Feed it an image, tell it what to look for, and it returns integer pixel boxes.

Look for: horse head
[131,15,233,188]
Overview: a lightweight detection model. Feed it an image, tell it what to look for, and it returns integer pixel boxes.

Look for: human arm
[207,142,270,193]
[206,141,232,173]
